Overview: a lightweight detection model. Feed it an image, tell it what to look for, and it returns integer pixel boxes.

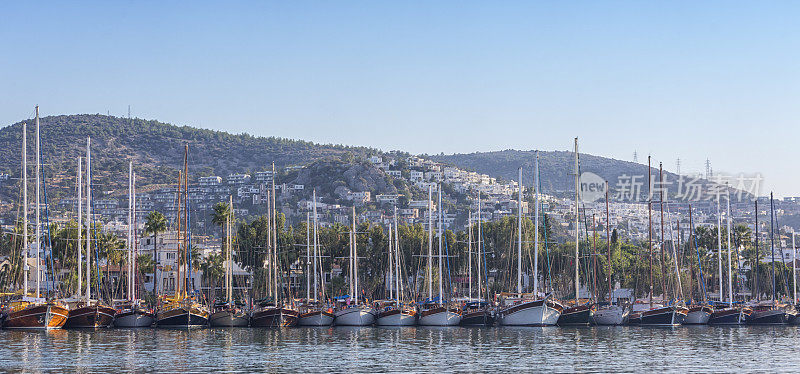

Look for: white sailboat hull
[498,300,560,326]
[297,311,335,326]
[375,311,417,326]
[334,306,376,326]
[418,308,461,326]
[593,305,627,325]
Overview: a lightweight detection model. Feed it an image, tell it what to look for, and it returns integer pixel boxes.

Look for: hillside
[429,149,721,199]
[0,114,392,206]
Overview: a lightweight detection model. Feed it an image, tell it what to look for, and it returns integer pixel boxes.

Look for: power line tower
[633,151,638,163]
[676,158,681,176]
[705,158,712,179]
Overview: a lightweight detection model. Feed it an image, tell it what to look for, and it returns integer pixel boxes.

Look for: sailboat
[459,208,493,326]
[628,157,687,326]
[2,115,69,330]
[683,205,714,325]
[297,191,335,326]
[747,193,795,325]
[497,158,563,326]
[376,207,417,326]
[114,162,155,327]
[558,139,595,326]
[593,181,628,325]
[250,165,300,327]
[155,145,210,328]
[709,190,750,325]
[334,206,378,326]
[62,133,115,328]
[209,196,250,327]
[417,185,462,326]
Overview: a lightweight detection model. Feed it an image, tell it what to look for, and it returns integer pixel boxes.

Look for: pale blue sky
[2,2,798,195]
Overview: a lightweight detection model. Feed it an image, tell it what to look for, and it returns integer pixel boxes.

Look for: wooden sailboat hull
[497,299,562,326]
[418,306,461,326]
[684,305,713,325]
[747,308,790,325]
[558,304,595,326]
[113,309,155,328]
[64,305,116,328]
[297,309,335,326]
[593,305,627,325]
[459,309,494,327]
[628,306,687,326]
[376,308,417,326]
[2,303,69,330]
[708,307,749,325]
[209,309,250,327]
[156,306,209,328]
[335,306,377,326]
[250,307,299,327]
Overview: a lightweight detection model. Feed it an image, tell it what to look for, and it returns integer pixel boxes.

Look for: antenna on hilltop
[705,158,712,179]
[633,151,638,163]
[128,105,131,119]
[676,158,681,176]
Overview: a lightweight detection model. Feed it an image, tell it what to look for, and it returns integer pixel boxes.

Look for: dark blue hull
[708,308,748,325]
[156,312,208,328]
[629,306,687,326]
[747,309,789,325]
[557,305,594,326]
[460,310,494,326]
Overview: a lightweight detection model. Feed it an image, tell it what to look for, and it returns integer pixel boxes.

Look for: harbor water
[1,326,799,372]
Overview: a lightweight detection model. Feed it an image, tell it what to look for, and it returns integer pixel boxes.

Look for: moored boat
[64,301,116,328]
[418,303,461,326]
[746,302,794,325]
[459,301,493,326]
[156,298,210,328]
[250,302,299,327]
[593,304,628,326]
[209,304,249,327]
[708,305,750,325]
[2,299,69,330]
[297,305,335,326]
[114,303,155,328]
[684,304,713,325]
[496,294,563,326]
[558,302,595,326]
[628,304,687,327]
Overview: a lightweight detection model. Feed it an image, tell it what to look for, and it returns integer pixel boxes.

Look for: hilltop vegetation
[0,114,391,212]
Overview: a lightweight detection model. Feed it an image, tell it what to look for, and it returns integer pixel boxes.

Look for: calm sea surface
[2,326,799,372]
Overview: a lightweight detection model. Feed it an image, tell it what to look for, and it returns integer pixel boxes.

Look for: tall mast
[717,189,723,302]
[35,106,40,299]
[754,200,759,300]
[77,157,82,298]
[605,181,612,303]
[264,188,277,305]
[769,193,776,303]
[86,137,92,300]
[477,193,482,301]
[388,221,393,301]
[533,151,540,296]
[132,171,137,300]
[227,195,233,304]
[592,214,598,304]
[22,123,28,297]
[312,190,318,300]
[427,185,433,300]
[468,211,472,299]
[659,163,667,301]
[726,191,733,306]
[438,184,443,301]
[348,198,353,298]
[517,167,523,294]
[306,212,310,301]
[353,206,359,304]
[175,169,182,298]
[394,206,401,300]
[574,137,580,302]
[794,231,797,304]
[647,155,652,308]
[271,162,278,302]
[128,161,133,300]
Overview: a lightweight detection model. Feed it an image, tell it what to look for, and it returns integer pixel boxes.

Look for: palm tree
[199,251,224,304]
[144,211,167,293]
[211,201,232,254]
